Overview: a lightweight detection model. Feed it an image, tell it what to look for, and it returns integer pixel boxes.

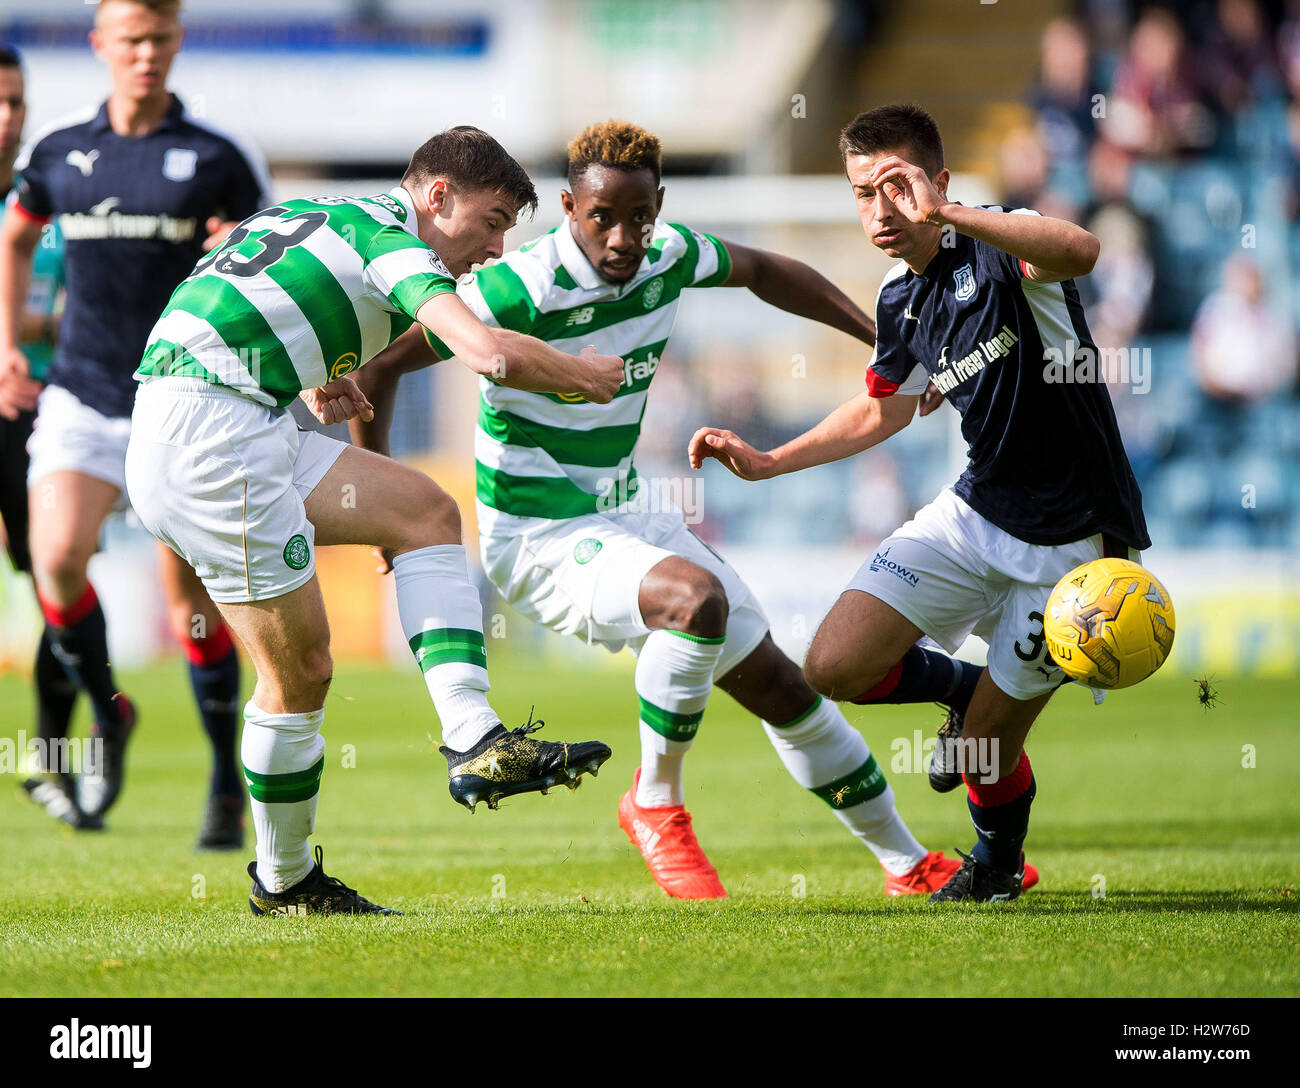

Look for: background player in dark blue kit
[0,0,270,847]
[691,104,1151,902]
[0,46,85,828]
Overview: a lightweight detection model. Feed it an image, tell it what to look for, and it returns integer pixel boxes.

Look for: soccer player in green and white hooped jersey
[353,121,991,899]
[125,127,626,915]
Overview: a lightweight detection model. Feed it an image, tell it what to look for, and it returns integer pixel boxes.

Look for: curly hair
[567,120,662,188]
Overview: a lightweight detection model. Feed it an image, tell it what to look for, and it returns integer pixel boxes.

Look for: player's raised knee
[298,643,335,697]
[801,645,875,701]
[661,569,729,639]
[396,470,462,550]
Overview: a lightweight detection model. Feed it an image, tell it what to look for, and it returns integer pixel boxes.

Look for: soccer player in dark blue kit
[691,104,1150,902]
[0,0,270,846]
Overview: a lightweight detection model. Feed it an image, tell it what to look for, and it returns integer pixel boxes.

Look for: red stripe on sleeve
[864,367,900,398]
[9,201,51,227]
[1019,259,1031,278]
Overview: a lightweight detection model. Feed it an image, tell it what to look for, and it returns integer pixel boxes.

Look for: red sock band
[966,751,1033,806]
[182,622,235,666]
[38,585,99,629]
[850,659,904,703]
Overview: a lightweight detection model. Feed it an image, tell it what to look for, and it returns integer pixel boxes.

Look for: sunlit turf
[1,660,1295,997]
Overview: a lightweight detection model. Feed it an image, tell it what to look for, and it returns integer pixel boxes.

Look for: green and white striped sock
[241,701,325,891]
[393,545,501,752]
[635,629,725,808]
[764,697,926,875]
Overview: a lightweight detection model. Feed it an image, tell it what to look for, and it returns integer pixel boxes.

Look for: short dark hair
[402,126,538,218]
[839,105,944,178]
[0,45,23,71]
[567,120,662,189]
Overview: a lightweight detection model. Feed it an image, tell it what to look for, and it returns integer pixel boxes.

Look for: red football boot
[618,769,727,900]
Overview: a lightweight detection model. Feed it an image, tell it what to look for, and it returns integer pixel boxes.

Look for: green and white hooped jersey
[136,186,457,408]
[425,218,731,536]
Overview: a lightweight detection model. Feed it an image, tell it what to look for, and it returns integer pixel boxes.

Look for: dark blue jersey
[13,95,269,418]
[867,205,1150,550]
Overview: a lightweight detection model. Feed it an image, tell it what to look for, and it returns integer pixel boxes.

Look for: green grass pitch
[1,658,1295,997]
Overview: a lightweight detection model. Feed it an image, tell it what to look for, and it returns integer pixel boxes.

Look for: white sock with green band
[635,629,726,808]
[241,701,325,891]
[763,697,927,875]
[393,544,501,752]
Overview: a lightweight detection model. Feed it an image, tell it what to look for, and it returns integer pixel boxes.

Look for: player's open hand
[578,345,624,404]
[868,156,949,227]
[300,375,374,425]
[0,346,40,420]
[687,427,773,481]
[202,217,239,253]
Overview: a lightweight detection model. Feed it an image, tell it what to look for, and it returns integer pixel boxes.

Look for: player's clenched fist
[299,374,374,425]
[0,346,41,420]
[687,426,774,481]
[578,344,624,403]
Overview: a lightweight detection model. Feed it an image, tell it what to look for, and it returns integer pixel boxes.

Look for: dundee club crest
[953,263,976,302]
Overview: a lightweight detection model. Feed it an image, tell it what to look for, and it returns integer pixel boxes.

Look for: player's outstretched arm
[868,154,1099,282]
[0,206,44,420]
[415,293,623,403]
[689,389,917,481]
[719,240,876,347]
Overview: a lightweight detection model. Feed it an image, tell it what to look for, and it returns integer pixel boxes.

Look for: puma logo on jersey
[903,306,920,322]
[65,149,99,177]
[566,306,594,326]
[89,196,120,217]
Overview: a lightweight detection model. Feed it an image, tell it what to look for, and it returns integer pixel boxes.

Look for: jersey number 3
[193,208,328,279]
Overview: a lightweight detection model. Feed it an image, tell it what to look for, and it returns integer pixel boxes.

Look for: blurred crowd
[677,1,1300,553]
[1009,0,1300,547]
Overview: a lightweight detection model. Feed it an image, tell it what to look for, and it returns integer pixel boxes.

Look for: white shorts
[845,488,1140,701]
[27,384,133,507]
[481,506,770,676]
[125,378,347,603]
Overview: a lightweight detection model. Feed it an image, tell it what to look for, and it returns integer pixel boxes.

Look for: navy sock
[851,643,984,710]
[34,626,78,748]
[39,586,125,731]
[184,628,242,799]
[966,753,1036,873]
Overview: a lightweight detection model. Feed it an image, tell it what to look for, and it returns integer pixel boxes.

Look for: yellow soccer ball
[1043,558,1176,689]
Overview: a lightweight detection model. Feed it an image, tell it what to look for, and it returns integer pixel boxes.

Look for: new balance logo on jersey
[566,306,595,327]
[65,149,99,177]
